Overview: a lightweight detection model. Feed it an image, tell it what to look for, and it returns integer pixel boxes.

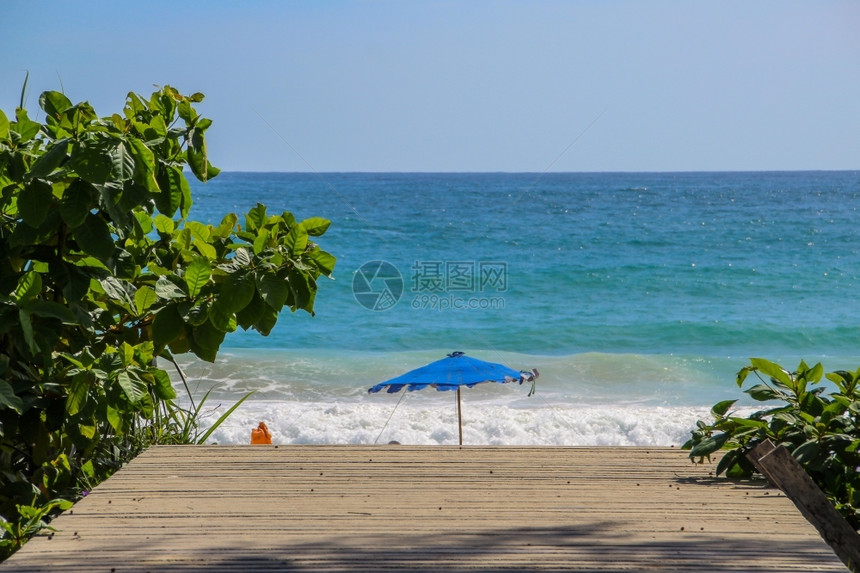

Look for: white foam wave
[194,398,751,448]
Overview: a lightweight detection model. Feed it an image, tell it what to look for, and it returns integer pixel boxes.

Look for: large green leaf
[154,214,175,234]
[800,391,826,417]
[24,300,78,323]
[96,182,129,227]
[212,213,238,239]
[190,320,225,362]
[252,228,269,254]
[59,180,93,228]
[256,273,289,311]
[18,180,54,228]
[689,431,730,458]
[749,357,792,387]
[745,383,783,402]
[69,139,111,184]
[109,140,135,181]
[152,90,177,120]
[185,257,211,298]
[283,226,308,255]
[303,288,317,316]
[308,249,336,277]
[18,308,40,355]
[208,300,234,332]
[286,269,312,312]
[234,248,252,267]
[106,405,123,434]
[116,369,146,404]
[807,362,824,384]
[39,91,74,117]
[279,211,297,228]
[148,114,168,138]
[152,303,184,350]
[151,368,176,400]
[180,168,193,219]
[167,326,191,355]
[26,138,69,180]
[75,213,114,262]
[66,372,90,416]
[820,400,848,426]
[253,306,278,336]
[155,165,185,217]
[124,91,147,117]
[13,109,41,142]
[177,99,197,123]
[78,424,97,441]
[186,127,220,182]
[187,220,210,243]
[188,303,209,326]
[219,272,255,313]
[133,205,157,236]
[126,137,158,192]
[300,217,331,236]
[99,276,133,304]
[793,439,821,464]
[0,109,9,140]
[0,380,23,413]
[716,449,751,478]
[60,262,92,302]
[193,237,217,260]
[15,270,42,303]
[155,275,186,299]
[134,285,158,314]
[235,292,265,330]
[245,203,267,232]
[710,399,737,418]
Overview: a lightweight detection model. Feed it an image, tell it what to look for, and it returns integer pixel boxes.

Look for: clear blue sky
[2,1,857,172]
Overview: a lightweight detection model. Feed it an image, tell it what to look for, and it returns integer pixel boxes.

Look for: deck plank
[1,446,846,572]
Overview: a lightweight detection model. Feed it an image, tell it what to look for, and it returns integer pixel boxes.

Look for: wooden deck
[2,446,846,572]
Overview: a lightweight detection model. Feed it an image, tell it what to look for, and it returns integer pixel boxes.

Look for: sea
[175,171,860,447]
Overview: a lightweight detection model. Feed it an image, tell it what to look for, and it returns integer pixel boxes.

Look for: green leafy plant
[0,498,74,560]
[0,84,336,554]
[685,358,860,529]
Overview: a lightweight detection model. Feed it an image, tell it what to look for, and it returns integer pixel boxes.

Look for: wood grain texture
[2,446,847,572]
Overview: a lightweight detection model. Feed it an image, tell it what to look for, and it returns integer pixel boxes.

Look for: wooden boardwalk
[2,446,846,572]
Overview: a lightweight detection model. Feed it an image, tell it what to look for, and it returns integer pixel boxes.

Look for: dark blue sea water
[179,172,860,446]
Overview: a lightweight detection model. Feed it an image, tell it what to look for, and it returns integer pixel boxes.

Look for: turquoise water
[180,172,860,445]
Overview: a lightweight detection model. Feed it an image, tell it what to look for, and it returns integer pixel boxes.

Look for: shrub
[685,358,860,529]
[0,84,335,557]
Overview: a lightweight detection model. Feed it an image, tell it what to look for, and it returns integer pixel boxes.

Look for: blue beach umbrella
[368,351,539,445]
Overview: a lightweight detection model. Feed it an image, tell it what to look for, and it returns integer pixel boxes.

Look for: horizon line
[203,168,860,175]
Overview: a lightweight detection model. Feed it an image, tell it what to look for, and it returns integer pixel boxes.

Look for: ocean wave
[172,348,859,410]
[174,349,718,399]
[193,398,760,448]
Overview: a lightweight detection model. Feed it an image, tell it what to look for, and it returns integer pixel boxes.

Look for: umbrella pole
[457,387,463,446]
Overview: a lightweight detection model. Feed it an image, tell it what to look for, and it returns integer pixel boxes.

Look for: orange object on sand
[250,422,272,444]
